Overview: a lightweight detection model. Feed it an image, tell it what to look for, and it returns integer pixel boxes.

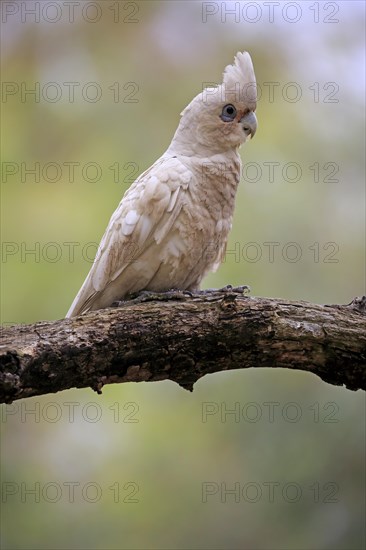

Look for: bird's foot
[112,285,250,307]
[209,284,250,295]
[113,289,191,306]
[189,284,251,299]
[171,284,251,302]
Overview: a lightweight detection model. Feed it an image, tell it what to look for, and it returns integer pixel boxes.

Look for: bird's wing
[66,156,192,317]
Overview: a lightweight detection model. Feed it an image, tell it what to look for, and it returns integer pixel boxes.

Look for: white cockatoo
[66,52,257,317]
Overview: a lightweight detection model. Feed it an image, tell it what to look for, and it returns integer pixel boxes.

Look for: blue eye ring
[220,104,237,122]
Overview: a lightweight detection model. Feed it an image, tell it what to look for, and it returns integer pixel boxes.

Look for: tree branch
[1,291,365,403]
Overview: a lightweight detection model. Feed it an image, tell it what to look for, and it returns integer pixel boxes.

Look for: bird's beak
[240,111,257,139]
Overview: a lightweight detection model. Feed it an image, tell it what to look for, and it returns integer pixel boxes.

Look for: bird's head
[169,52,257,157]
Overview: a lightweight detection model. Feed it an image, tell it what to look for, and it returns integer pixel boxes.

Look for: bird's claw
[191,285,251,297]
[113,289,190,306]
[111,285,251,307]
[218,284,251,295]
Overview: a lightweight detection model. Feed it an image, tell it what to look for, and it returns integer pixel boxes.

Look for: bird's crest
[221,51,257,107]
[180,52,257,119]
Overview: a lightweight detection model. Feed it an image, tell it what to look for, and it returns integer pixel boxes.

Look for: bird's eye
[220,104,237,122]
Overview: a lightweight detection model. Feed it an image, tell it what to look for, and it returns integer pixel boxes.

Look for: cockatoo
[66,52,257,318]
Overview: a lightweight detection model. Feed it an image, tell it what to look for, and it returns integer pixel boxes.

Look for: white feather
[66,52,257,317]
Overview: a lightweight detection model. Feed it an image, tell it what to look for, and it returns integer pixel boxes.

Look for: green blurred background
[1,1,365,549]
